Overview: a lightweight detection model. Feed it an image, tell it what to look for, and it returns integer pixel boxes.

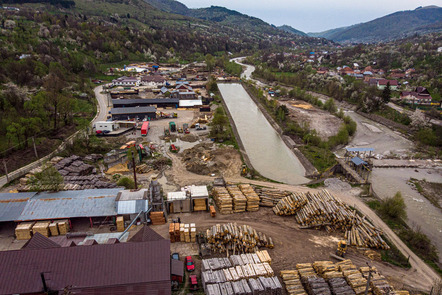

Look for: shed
[111,106,156,121]
[166,191,191,214]
[351,156,367,166]
[0,192,36,222]
[188,185,209,211]
[171,259,184,283]
[116,189,149,216]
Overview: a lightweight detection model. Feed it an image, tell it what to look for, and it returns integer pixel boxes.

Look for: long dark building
[112,98,179,108]
[111,106,156,121]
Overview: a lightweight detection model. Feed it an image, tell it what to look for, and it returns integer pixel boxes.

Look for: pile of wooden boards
[313,261,343,280]
[256,250,272,264]
[212,187,233,214]
[360,267,394,295]
[238,184,260,211]
[15,222,35,240]
[206,223,274,254]
[227,186,247,213]
[116,216,124,232]
[338,260,368,295]
[254,187,291,207]
[150,211,166,225]
[280,270,307,295]
[56,219,69,235]
[210,205,216,217]
[328,278,355,295]
[32,221,51,237]
[179,223,196,243]
[169,222,180,242]
[302,276,331,295]
[49,223,59,236]
[296,263,317,279]
[193,198,207,211]
[273,190,389,250]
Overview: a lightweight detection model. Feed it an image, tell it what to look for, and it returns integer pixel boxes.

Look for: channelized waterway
[218,83,308,185]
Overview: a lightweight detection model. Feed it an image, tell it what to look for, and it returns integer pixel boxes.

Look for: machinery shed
[166,191,191,214]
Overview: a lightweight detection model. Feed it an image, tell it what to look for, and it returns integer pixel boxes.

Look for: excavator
[336,240,347,257]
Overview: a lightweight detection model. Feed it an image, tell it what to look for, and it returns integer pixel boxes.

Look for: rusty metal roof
[18,189,121,221]
[0,238,171,294]
[0,192,37,222]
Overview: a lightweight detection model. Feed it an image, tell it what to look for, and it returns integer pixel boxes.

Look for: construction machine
[336,240,347,257]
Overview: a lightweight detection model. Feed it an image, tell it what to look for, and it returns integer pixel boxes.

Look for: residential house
[377,79,398,90]
[141,75,167,87]
[400,87,433,105]
[111,76,140,87]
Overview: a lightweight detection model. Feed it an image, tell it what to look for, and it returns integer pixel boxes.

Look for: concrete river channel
[218,83,308,185]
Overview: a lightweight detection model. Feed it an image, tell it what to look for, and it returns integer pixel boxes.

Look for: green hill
[277,25,307,36]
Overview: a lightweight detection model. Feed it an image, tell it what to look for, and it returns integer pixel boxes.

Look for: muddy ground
[280,99,342,140]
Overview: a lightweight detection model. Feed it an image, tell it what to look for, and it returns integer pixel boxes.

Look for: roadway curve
[93,85,109,123]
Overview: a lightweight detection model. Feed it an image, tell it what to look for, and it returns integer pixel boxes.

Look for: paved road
[388,102,442,127]
[93,85,109,123]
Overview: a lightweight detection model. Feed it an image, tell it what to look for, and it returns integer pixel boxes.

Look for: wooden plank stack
[255,187,291,207]
[212,187,233,214]
[15,222,35,240]
[193,198,207,211]
[150,211,166,225]
[210,205,216,217]
[32,221,51,237]
[296,263,317,279]
[273,190,388,250]
[312,261,342,280]
[238,184,260,212]
[301,276,331,295]
[56,219,69,235]
[227,186,247,213]
[328,278,355,295]
[49,223,59,236]
[280,270,307,295]
[169,222,181,242]
[206,223,273,254]
[116,216,125,232]
[256,250,272,264]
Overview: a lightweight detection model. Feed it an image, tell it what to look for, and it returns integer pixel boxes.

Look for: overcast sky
[178,0,440,32]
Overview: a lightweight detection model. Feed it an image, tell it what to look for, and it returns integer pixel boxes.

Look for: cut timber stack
[327,278,355,295]
[273,190,389,250]
[210,205,216,217]
[301,276,331,295]
[256,250,272,264]
[255,187,291,207]
[49,223,59,236]
[15,222,35,240]
[212,187,233,214]
[169,223,176,243]
[206,223,273,254]
[191,226,196,243]
[280,270,307,295]
[238,184,260,212]
[360,267,393,295]
[116,216,124,232]
[312,261,341,279]
[150,211,166,225]
[56,219,69,235]
[32,221,51,237]
[193,198,207,211]
[174,223,180,242]
[227,186,247,213]
[296,263,317,279]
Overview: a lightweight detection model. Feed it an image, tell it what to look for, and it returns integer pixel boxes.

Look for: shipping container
[141,121,149,136]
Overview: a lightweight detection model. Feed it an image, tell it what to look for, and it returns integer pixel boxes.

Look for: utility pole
[131,150,138,190]
[3,160,9,183]
[32,137,38,159]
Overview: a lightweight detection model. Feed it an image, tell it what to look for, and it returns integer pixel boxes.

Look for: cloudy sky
[178,0,440,32]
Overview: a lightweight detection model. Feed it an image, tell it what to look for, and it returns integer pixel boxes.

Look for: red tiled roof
[0,238,171,294]
[129,225,165,242]
[22,232,61,250]
[378,79,398,86]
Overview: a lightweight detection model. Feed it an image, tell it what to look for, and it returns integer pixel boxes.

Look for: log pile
[301,276,331,295]
[227,186,247,213]
[206,223,274,254]
[273,190,389,250]
[254,187,291,207]
[212,187,233,214]
[238,184,260,211]
[312,261,343,280]
[360,267,394,295]
[296,263,317,279]
[280,270,308,295]
[328,278,355,295]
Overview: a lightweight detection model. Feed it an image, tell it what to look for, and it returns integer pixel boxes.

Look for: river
[218,83,308,185]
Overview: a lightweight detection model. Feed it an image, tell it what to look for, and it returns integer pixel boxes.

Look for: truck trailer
[141,121,149,136]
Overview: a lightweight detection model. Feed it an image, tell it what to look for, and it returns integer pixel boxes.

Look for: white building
[93,121,120,132]
[111,76,140,87]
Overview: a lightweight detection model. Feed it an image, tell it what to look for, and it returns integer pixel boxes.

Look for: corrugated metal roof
[111,106,156,115]
[167,191,187,201]
[22,232,61,250]
[345,147,375,152]
[116,199,148,214]
[189,185,209,198]
[0,238,171,294]
[80,232,129,245]
[351,156,367,166]
[179,99,202,107]
[18,189,121,221]
[0,192,37,222]
[112,98,179,105]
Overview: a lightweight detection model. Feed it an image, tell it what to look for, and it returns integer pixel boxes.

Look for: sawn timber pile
[273,190,389,249]
[206,223,274,254]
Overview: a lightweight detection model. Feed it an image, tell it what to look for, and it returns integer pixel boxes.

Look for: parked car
[171,253,180,260]
[185,256,195,272]
[189,275,199,291]
[103,130,111,134]
[196,126,207,131]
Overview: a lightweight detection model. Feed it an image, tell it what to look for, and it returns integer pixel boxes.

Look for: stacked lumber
[227,186,247,213]
[344,271,367,295]
[280,270,307,295]
[169,223,181,242]
[210,205,216,217]
[327,278,355,295]
[273,193,308,216]
[296,263,317,279]
[56,219,69,235]
[312,261,343,280]
[150,211,166,225]
[258,277,283,295]
[359,267,393,295]
[272,190,388,250]
[190,225,196,243]
[193,198,207,211]
[206,223,273,254]
[256,250,272,264]
[116,216,124,232]
[212,187,233,214]
[231,280,252,295]
[49,223,59,236]
[301,276,331,295]
[238,184,260,212]
[32,221,50,237]
[15,222,35,240]
[255,187,291,207]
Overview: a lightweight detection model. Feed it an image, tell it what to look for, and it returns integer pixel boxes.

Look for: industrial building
[112,98,179,108]
[110,106,157,121]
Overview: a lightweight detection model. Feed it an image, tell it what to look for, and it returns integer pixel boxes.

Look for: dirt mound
[180,143,242,177]
[180,134,199,142]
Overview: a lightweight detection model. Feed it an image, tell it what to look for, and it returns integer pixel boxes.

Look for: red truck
[141,121,149,136]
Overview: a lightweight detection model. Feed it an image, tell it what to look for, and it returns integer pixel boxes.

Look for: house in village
[400,86,433,105]
[377,79,398,91]
[111,76,140,87]
[140,75,167,87]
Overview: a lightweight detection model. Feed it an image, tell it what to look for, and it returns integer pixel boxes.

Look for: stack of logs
[239,184,260,212]
[273,190,389,250]
[255,187,292,207]
[338,260,368,295]
[280,270,306,295]
[227,186,247,213]
[206,223,274,254]
[212,187,233,214]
